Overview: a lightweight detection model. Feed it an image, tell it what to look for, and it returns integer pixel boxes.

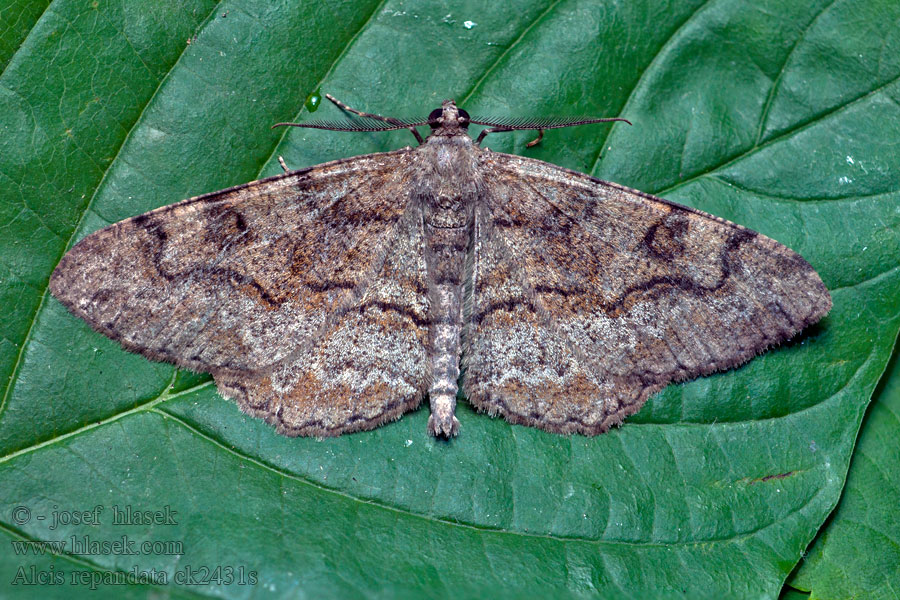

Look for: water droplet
[305,91,322,112]
[463,20,476,29]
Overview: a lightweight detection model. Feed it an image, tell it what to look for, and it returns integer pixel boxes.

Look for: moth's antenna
[272,94,430,144]
[470,116,632,146]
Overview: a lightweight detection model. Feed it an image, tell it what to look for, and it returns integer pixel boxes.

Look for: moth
[50,95,832,438]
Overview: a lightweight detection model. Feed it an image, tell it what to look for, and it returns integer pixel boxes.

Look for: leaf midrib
[2,400,827,550]
[0,0,226,423]
[0,0,386,424]
[1,275,885,477]
[650,43,900,200]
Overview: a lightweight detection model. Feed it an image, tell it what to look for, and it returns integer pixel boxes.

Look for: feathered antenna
[273,94,632,147]
[468,115,632,146]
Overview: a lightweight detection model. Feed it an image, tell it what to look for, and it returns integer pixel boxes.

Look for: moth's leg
[325,94,395,122]
[525,129,544,147]
[476,126,544,147]
[407,128,425,145]
[278,156,290,173]
[326,94,425,144]
[475,126,512,145]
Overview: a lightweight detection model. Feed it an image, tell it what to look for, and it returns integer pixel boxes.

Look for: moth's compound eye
[457,109,470,128]
[428,108,443,128]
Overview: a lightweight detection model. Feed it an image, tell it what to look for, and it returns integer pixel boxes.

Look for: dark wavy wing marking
[51,149,431,436]
[217,202,432,436]
[463,152,832,435]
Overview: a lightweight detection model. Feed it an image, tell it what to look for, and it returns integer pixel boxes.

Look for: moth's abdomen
[424,225,469,437]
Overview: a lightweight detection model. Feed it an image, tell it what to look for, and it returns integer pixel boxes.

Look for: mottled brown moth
[50,95,831,438]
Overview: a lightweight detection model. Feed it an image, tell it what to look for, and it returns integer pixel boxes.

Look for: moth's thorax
[417,101,475,437]
[414,134,481,229]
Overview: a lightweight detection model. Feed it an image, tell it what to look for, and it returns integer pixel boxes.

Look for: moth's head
[427,100,470,135]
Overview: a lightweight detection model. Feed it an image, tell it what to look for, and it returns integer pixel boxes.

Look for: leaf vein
[754,0,841,145]
[588,0,717,176]
[457,0,565,107]
[0,1,225,422]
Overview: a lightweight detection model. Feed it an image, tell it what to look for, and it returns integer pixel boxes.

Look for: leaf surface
[789,336,900,600]
[2,0,899,598]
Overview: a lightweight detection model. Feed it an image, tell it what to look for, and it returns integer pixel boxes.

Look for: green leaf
[0,0,50,71]
[781,588,811,600]
[2,0,899,598]
[788,335,900,599]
